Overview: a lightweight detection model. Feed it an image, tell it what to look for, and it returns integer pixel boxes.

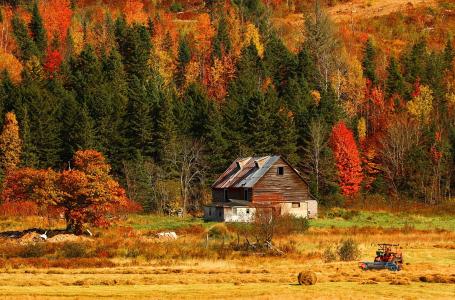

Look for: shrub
[170,2,183,12]
[337,238,360,261]
[19,243,47,258]
[60,242,87,258]
[322,246,337,263]
[208,223,230,239]
[326,208,360,220]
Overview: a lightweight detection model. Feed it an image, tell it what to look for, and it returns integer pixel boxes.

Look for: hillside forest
[0,0,454,215]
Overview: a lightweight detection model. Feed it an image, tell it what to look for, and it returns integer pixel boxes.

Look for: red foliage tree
[330,121,363,196]
[1,150,141,234]
[43,49,63,75]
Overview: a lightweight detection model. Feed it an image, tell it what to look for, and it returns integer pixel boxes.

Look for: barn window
[277,167,284,175]
[244,189,249,201]
[292,202,300,208]
[224,189,228,201]
[246,209,250,214]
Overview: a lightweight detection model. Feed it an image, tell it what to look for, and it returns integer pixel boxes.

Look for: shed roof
[212,155,287,189]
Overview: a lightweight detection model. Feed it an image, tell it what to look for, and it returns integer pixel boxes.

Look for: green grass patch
[126,215,216,231]
[311,209,455,231]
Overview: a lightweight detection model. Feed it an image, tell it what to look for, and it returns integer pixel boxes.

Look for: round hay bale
[297,271,317,285]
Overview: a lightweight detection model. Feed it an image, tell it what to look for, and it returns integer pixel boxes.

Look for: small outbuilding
[204,155,317,222]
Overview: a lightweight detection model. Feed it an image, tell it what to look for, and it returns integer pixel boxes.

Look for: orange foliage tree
[1,150,141,234]
[0,51,23,82]
[330,121,363,197]
[0,112,22,175]
[39,0,72,45]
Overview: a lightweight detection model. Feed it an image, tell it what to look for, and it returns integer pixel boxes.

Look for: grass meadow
[0,209,453,299]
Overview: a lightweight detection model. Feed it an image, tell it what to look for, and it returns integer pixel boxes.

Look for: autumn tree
[0,112,21,176]
[330,121,363,197]
[1,150,139,234]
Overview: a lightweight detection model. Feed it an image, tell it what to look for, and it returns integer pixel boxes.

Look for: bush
[337,238,360,261]
[60,242,87,258]
[326,208,360,220]
[19,243,46,258]
[322,246,337,263]
[208,223,230,239]
[320,193,345,208]
[169,2,183,12]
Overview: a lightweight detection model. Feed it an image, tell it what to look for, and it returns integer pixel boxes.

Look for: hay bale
[297,271,317,285]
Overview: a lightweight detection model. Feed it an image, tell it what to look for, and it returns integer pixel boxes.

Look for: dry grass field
[0,211,453,299]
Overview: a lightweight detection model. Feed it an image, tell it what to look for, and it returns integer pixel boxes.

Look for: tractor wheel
[389,264,398,271]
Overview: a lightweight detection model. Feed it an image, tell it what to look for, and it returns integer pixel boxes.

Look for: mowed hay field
[0,212,454,299]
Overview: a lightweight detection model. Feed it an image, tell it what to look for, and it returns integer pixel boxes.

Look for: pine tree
[182,83,213,139]
[175,34,191,90]
[124,76,155,159]
[402,38,428,84]
[115,19,152,82]
[29,1,47,56]
[19,83,62,168]
[244,91,275,155]
[155,93,177,163]
[385,56,406,98]
[12,14,39,61]
[0,112,22,176]
[362,38,377,85]
[443,38,454,69]
[213,17,231,59]
[73,103,97,150]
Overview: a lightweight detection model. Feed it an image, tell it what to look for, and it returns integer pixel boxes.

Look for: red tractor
[359,244,403,271]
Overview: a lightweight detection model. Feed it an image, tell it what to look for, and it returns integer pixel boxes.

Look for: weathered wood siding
[252,158,310,203]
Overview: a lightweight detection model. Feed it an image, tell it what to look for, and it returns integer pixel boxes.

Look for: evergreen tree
[115,19,152,82]
[19,83,61,168]
[443,38,454,69]
[244,91,275,155]
[12,14,39,61]
[155,93,177,164]
[175,35,191,90]
[402,38,428,84]
[29,1,47,56]
[182,83,213,139]
[213,17,231,59]
[385,56,406,99]
[123,76,155,159]
[73,103,97,150]
[362,38,377,85]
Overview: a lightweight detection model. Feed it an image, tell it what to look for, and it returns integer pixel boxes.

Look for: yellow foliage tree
[357,117,367,142]
[407,85,433,123]
[0,51,23,83]
[0,112,22,175]
[243,23,264,58]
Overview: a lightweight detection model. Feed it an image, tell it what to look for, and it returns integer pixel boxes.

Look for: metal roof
[211,155,281,189]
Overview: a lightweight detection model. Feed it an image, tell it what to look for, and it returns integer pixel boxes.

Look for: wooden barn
[204,155,317,222]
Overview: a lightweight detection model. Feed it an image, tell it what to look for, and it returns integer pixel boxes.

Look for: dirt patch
[18,232,44,245]
[46,234,92,243]
[327,0,437,22]
[298,271,318,285]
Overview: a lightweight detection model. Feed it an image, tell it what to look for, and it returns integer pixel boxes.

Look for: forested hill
[0,0,454,213]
